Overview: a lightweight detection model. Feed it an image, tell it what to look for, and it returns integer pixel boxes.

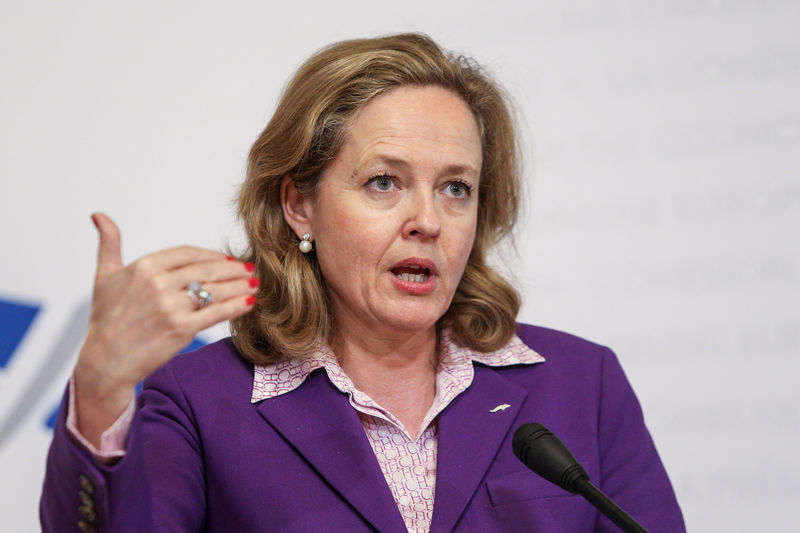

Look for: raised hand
[73,213,258,447]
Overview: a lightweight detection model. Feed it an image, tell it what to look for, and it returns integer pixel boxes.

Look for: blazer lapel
[431,365,528,532]
[255,370,407,533]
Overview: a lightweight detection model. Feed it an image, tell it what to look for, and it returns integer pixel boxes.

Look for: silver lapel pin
[489,404,511,413]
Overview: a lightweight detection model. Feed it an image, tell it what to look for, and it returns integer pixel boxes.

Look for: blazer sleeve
[594,346,686,533]
[40,362,206,532]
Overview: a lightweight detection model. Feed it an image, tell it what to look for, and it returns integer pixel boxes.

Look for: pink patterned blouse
[68,331,544,533]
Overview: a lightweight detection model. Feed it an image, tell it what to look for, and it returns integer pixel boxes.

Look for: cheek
[448,216,478,267]
[315,208,388,281]
[453,238,476,277]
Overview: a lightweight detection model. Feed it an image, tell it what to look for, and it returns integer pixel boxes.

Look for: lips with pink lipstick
[389,257,438,295]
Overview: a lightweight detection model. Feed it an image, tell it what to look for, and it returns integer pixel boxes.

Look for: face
[292,85,482,339]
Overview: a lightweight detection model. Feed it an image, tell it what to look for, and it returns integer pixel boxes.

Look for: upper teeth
[398,272,428,282]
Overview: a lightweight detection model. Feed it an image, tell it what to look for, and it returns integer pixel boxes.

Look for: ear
[281,175,314,239]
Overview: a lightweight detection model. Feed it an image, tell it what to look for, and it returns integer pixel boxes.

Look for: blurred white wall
[1,1,798,530]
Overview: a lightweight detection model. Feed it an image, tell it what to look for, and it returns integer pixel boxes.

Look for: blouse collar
[251,330,545,404]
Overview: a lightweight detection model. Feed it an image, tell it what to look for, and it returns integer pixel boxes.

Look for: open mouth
[391,265,430,283]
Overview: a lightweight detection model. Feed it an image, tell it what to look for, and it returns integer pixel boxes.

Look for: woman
[41,34,684,532]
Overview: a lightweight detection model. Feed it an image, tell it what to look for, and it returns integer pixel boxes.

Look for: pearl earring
[299,233,313,254]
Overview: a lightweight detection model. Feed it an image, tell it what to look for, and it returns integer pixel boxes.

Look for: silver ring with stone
[187,282,213,309]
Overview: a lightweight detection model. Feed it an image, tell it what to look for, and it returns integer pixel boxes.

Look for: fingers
[140,245,233,272]
[190,294,257,332]
[161,259,254,290]
[92,212,123,277]
[187,276,259,306]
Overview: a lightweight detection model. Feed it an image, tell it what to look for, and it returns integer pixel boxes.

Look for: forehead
[342,85,483,175]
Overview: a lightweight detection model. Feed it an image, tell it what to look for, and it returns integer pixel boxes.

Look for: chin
[380,304,445,334]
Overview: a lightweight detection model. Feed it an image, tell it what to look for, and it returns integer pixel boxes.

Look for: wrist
[72,364,137,449]
[75,340,138,401]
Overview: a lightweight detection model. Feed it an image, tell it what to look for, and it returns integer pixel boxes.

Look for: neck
[334,328,438,376]
[332,319,439,441]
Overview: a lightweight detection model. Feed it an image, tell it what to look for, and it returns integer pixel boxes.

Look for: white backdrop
[1,1,798,531]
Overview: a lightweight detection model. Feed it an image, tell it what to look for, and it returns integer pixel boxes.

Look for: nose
[403,190,441,239]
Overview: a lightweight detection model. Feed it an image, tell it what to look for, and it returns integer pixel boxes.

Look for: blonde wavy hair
[231,33,521,365]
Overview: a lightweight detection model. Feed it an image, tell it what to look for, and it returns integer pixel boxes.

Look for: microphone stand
[575,478,648,533]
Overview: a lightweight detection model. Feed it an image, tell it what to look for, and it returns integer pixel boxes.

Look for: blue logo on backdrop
[0,296,207,448]
[0,298,41,370]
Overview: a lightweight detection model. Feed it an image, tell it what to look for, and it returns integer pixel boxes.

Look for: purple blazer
[41,324,685,532]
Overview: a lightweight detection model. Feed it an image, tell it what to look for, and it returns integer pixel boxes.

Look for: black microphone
[512,423,649,533]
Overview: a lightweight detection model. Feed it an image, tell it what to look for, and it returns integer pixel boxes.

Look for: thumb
[91,212,123,276]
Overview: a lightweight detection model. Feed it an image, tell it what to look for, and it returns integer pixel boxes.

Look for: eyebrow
[355,154,480,179]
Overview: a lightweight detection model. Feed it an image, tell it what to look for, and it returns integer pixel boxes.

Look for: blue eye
[368,175,396,192]
[449,183,465,196]
[445,180,472,198]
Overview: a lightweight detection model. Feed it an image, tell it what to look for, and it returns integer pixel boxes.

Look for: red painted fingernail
[91,214,99,229]
[226,255,235,261]
[244,262,255,272]
[248,277,260,288]
[246,295,256,306]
